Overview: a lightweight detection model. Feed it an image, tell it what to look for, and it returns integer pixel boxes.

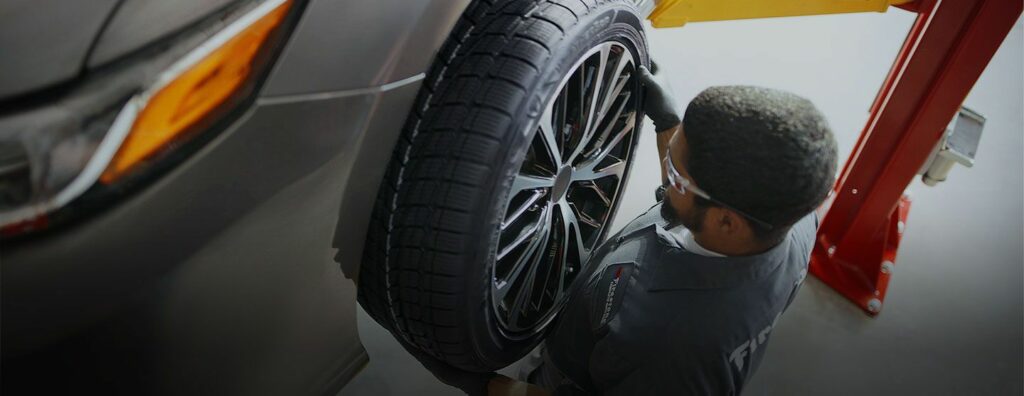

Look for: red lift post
[810,0,1022,315]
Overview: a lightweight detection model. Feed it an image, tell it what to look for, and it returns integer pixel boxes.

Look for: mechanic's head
[662,86,837,253]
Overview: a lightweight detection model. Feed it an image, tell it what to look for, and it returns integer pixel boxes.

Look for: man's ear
[706,207,731,234]
[710,207,744,236]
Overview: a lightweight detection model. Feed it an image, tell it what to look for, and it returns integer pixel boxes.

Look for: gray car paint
[261,0,469,96]
[0,0,120,99]
[4,92,373,394]
[0,0,242,99]
[2,0,468,393]
[2,81,425,395]
[259,0,469,277]
[87,0,239,68]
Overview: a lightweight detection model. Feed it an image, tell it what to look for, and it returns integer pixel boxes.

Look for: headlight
[0,0,294,236]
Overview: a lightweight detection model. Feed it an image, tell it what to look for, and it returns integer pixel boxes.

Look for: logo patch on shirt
[592,262,634,331]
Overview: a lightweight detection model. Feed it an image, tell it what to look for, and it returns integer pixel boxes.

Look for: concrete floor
[341,11,1023,396]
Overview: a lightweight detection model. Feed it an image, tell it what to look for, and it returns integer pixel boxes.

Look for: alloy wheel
[492,41,639,336]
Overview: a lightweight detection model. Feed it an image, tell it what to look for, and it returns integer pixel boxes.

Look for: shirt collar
[645,224,791,291]
[670,226,727,258]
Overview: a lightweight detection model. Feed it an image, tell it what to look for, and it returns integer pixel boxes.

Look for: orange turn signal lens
[101,0,292,184]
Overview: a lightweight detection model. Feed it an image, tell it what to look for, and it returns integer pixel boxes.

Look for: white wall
[612,10,1024,395]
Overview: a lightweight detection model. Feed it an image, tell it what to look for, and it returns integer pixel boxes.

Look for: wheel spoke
[595,53,632,123]
[566,45,610,165]
[576,209,600,228]
[498,204,547,260]
[555,86,568,157]
[496,241,539,301]
[552,204,572,298]
[594,159,627,179]
[573,157,626,182]
[602,110,636,156]
[502,188,547,231]
[584,91,631,158]
[560,200,590,264]
[585,181,612,206]
[511,174,554,196]
[536,105,562,167]
[572,61,588,159]
[576,111,635,173]
[604,74,631,115]
[532,219,564,310]
[506,226,550,326]
[495,205,552,300]
[582,45,610,137]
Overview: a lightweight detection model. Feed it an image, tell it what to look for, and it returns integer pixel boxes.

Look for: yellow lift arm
[648,0,915,28]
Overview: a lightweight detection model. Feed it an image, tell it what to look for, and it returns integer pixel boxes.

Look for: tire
[358,0,649,371]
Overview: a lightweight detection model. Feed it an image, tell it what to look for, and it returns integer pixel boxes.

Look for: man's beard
[659,200,679,226]
[660,200,704,232]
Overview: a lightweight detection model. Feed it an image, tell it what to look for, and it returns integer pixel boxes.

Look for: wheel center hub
[552,165,573,202]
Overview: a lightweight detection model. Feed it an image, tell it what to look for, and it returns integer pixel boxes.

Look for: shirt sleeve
[543,260,640,394]
[583,264,643,394]
[586,335,642,394]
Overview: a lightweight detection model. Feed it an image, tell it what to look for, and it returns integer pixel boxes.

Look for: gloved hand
[395,335,497,395]
[637,64,682,133]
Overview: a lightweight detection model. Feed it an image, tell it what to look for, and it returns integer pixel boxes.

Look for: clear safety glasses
[663,149,775,230]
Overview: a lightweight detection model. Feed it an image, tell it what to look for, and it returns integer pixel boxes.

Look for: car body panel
[2,79,418,393]
[86,0,240,68]
[0,0,120,99]
[261,0,469,96]
[1,0,468,393]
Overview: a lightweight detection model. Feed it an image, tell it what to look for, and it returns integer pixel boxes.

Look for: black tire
[358,0,648,371]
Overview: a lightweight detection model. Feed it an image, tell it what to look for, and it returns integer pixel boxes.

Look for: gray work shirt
[538,202,816,395]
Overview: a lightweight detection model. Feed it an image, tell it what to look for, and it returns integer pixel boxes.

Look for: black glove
[395,335,496,395]
[638,65,682,133]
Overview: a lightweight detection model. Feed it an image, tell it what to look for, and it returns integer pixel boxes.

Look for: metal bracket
[920,107,985,186]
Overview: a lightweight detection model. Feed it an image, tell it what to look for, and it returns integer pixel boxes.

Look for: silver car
[1,0,653,393]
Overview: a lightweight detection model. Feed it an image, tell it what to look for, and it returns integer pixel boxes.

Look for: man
[403,65,838,395]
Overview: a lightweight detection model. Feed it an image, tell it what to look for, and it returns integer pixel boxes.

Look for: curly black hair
[682,86,838,243]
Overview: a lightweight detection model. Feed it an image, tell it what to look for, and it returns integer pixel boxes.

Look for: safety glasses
[663,149,774,230]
